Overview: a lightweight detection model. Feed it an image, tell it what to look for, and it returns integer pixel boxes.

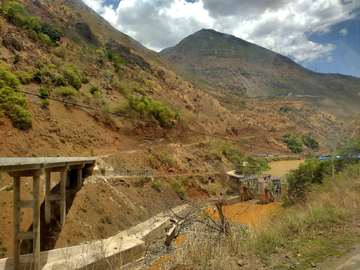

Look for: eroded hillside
[0,0,352,260]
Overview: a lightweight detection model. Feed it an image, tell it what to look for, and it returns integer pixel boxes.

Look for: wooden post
[33,175,41,270]
[13,176,21,270]
[45,170,51,224]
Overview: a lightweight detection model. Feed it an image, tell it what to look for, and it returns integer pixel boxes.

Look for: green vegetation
[90,86,100,95]
[246,156,271,171]
[302,135,319,151]
[39,87,49,98]
[5,184,13,191]
[40,99,49,108]
[61,65,83,89]
[160,150,174,167]
[286,158,331,199]
[55,86,77,98]
[114,95,180,126]
[55,75,67,86]
[151,180,163,192]
[0,65,32,129]
[0,237,7,257]
[171,180,187,198]
[279,105,296,113]
[282,133,303,153]
[2,2,62,46]
[217,139,244,166]
[283,133,319,153]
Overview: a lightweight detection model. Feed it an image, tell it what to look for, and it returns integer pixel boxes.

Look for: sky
[82,0,360,77]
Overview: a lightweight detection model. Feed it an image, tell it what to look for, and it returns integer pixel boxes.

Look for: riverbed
[265,159,305,177]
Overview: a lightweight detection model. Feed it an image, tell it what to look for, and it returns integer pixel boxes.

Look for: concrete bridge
[0,157,96,270]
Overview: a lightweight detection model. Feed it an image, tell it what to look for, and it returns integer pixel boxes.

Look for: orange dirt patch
[205,201,279,227]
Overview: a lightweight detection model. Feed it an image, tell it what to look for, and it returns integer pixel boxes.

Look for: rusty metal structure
[226,168,286,204]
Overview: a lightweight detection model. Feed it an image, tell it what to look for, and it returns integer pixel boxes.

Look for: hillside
[0,0,354,262]
[160,29,360,117]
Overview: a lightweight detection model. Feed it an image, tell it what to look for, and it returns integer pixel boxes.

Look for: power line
[3,86,294,155]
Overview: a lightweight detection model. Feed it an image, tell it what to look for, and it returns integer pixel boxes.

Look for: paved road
[315,244,360,270]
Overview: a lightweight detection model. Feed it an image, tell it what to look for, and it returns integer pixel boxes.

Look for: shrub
[38,33,53,46]
[55,75,67,86]
[180,177,189,186]
[95,49,105,59]
[13,54,20,63]
[54,46,67,59]
[279,105,296,113]
[282,132,292,143]
[16,71,32,84]
[41,23,62,43]
[302,135,319,151]
[287,158,331,198]
[151,180,163,192]
[39,87,49,98]
[172,180,187,198]
[55,86,77,97]
[0,66,32,129]
[61,65,82,89]
[90,86,99,95]
[40,99,49,108]
[160,150,174,167]
[127,95,179,125]
[287,137,303,153]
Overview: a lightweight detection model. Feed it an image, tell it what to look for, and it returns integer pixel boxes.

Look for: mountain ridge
[160,28,360,117]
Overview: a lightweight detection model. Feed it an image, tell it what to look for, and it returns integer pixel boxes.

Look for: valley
[0,0,360,269]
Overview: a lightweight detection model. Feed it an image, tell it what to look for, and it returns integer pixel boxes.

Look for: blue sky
[83,0,360,77]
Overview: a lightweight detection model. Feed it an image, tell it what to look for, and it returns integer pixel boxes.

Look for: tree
[287,158,330,198]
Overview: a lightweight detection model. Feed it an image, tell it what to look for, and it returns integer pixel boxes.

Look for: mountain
[0,0,354,263]
[160,29,360,117]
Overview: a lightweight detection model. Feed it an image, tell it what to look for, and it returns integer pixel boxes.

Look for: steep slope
[160,29,360,117]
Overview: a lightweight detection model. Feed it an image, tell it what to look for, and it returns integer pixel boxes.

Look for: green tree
[287,137,303,153]
[287,158,330,198]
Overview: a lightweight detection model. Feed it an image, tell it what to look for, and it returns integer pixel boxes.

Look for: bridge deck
[0,157,96,173]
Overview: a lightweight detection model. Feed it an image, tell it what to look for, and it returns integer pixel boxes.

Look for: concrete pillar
[13,176,21,270]
[77,168,82,190]
[33,175,40,270]
[60,171,66,225]
[45,170,51,224]
[66,170,70,188]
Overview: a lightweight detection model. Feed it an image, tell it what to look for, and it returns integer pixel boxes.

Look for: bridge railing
[113,169,155,177]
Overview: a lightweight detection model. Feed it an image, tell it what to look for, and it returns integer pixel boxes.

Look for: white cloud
[340,28,348,36]
[82,0,360,64]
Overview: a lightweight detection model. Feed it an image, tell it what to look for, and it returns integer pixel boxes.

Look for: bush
[279,105,296,113]
[55,86,77,97]
[40,99,49,108]
[38,33,53,46]
[287,137,303,153]
[55,75,67,86]
[39,87,49,98]
[90,86,99,95]
[287,158,331,198]
[54,46,67,59]
[302,135,319,151]
[61,65,83,89]
[127,95,179,125]
[172,180,186,198]
[0,66,32,129]
[151,180,163,192]
[41,23,62,43]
